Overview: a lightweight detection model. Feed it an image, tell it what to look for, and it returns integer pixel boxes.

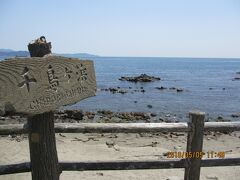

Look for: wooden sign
[0,56,96,115]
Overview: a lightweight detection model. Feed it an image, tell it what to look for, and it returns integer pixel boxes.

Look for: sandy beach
[0,128,239,180]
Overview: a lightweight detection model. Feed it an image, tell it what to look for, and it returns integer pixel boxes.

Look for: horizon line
[1,48,240,59]
[93,55,240,59]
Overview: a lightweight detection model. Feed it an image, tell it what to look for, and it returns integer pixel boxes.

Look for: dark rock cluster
[119,74,160,82]
[0,109,239,125]
[231,113,240,118]
[59,109,84,120]
[156,86,167,90]
[96,110,151,122]
[233,77,240,80]
[100,87,128,94]
[28,36,52,57]
[155,86,184,92]
[109,112,151,122]
[233,72,240,81]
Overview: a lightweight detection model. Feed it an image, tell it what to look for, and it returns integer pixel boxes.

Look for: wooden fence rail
[0,111,240,180]
[1,158,240,175]
[0,121,239,135]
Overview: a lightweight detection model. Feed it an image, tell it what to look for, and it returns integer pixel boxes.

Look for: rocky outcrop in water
[99,86,147,94]
[100,87,128,94]
[233,72,240,81]
[156,86,167,90]
[119,74,160,82]
[231,113,240,118]
[155,87,184,92]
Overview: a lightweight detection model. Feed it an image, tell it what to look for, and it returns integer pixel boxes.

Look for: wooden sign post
[0,56,96,180]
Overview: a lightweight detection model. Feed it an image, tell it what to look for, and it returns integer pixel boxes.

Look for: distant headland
[0,49,99,59]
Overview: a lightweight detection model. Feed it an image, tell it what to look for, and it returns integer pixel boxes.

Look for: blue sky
[0,0,240,58]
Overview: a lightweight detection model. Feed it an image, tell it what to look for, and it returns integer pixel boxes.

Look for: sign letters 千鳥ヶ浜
[0,56,96,115]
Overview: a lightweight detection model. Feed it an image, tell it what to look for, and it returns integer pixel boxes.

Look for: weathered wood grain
[0,56,96,115]
[54,122,189,133]
[184,111,205,180]
[0,121,240,135]
[28,112,61,180]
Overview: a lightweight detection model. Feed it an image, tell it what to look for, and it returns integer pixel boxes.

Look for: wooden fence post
[184,111,205,180]
[27,112,61,180]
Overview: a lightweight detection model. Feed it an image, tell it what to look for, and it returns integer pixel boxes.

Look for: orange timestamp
[166,151,225,159]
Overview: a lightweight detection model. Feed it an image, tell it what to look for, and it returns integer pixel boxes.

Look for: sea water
[68,57,240,121]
